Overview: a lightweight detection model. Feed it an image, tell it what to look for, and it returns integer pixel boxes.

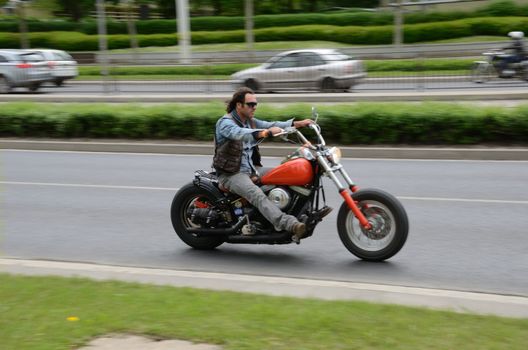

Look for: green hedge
[79,63,256,76]
[1,102,527,145]
[2,1,528,35]
[77,58,474,77]
[2,17,527,51]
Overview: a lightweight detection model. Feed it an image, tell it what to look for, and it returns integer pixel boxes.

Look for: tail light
[16,63,32,69]
[345,63,354,74]
[47,61,55,69]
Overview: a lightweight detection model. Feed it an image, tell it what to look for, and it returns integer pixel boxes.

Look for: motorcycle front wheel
[470,62,494,83]
[337,189,409,261]
[170,183,225,250]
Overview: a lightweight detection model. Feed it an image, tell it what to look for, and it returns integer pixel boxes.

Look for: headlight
[282,146,314,164]
[327,147,342,164]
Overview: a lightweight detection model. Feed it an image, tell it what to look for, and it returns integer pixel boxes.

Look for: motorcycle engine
[267,187,291,210]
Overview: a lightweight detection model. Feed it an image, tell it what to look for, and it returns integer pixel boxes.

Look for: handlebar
[272,122,325,149]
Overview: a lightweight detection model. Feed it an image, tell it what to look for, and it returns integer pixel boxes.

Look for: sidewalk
[2,138,528,160]
[2,258,528,319]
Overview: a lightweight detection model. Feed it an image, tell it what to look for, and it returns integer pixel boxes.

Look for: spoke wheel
[171,183,224,250]
[337,189,408,261]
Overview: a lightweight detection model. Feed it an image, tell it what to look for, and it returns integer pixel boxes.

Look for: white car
[231,49,366,92]
[28,49,78,86]
[0,50,51,93]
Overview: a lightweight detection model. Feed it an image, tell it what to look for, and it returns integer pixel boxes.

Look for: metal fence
[71,47,506,95]
[3,41,524,94]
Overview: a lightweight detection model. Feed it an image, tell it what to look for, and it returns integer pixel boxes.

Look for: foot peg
[314,206,333,220]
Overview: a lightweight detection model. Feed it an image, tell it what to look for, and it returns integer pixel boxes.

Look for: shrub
[0,102,527,145]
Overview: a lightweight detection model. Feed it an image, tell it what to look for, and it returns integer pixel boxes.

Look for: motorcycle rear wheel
[170,183,225,250]
[337,189,408,261]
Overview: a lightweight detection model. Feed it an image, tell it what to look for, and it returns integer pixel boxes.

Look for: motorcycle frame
[287,125,372,229]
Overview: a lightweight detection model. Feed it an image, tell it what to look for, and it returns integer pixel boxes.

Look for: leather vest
[213,114,262,174]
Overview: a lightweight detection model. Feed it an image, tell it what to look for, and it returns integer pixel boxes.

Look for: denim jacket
[215,111,293,174]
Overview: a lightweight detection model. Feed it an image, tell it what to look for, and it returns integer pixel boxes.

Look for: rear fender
[192,176,228,206]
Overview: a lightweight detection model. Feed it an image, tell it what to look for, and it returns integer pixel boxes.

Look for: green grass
[423,35,507,44]
[77,57,476,80]
[107,37,505,54]
[109,40,352,53]
[1,274,527,350]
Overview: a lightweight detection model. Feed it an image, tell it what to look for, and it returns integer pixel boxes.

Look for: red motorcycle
[171,108,409,261]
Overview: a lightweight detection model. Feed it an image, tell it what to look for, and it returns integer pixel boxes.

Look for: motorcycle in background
[170,107,409,262]
[471,49,528,83]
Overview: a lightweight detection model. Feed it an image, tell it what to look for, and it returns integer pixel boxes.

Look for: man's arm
[217,117,256,142]
[293,119,314,128]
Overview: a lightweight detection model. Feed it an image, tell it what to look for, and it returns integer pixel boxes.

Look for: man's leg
[219,173,300,232]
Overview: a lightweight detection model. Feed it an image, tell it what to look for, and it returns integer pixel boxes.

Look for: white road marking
[1,181,527,204]
[0,181,179,191]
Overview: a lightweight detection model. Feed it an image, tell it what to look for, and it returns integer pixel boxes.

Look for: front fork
[317,155,372,229]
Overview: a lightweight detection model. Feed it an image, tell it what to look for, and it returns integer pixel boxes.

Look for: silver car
[231,49,366,92]
[0,50,51,93]
[27,49,79,86]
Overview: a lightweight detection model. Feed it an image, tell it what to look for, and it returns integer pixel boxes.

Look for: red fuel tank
[261,158,314,186]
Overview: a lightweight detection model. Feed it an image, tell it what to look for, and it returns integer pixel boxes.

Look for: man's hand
[268,126,283,136]
[258,126,283,139]
[293,119,314,129]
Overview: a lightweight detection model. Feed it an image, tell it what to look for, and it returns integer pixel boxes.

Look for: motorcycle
[471,49,528,83]
[170,108,409,261]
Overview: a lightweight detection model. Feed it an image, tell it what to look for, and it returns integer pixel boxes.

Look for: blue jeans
[218,171,299,232]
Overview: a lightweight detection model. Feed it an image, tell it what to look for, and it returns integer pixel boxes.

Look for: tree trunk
[212,0,223,16]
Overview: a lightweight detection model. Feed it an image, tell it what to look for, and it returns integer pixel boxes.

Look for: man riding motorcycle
[213,87,313,241]
[497,31,527,76]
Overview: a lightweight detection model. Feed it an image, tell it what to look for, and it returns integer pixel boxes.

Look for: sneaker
[291,222,306,243]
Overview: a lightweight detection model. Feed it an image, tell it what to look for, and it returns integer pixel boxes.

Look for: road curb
[1,258,527,318]
[1,139,527,160]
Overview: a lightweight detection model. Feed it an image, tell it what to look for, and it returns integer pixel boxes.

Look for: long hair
[226,87,254,113]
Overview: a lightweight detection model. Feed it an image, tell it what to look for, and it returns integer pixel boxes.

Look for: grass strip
[106,37,506,54]
[74,71,469,81]
[77,58,477,78]
[1,273,527,350]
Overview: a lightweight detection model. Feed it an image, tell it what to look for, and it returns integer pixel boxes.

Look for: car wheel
[320,77,336,92]
[244,79,259,92]
[28,83,41,92]
[54,78,64,87]
[0,76,12,94]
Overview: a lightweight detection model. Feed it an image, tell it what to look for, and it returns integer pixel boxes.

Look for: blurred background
[2,0,528,93]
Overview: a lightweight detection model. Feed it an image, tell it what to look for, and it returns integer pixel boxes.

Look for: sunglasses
[244,102,258,108]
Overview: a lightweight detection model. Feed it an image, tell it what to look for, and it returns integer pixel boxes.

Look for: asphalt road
[7,77,528,95]
[2,150,528,297]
